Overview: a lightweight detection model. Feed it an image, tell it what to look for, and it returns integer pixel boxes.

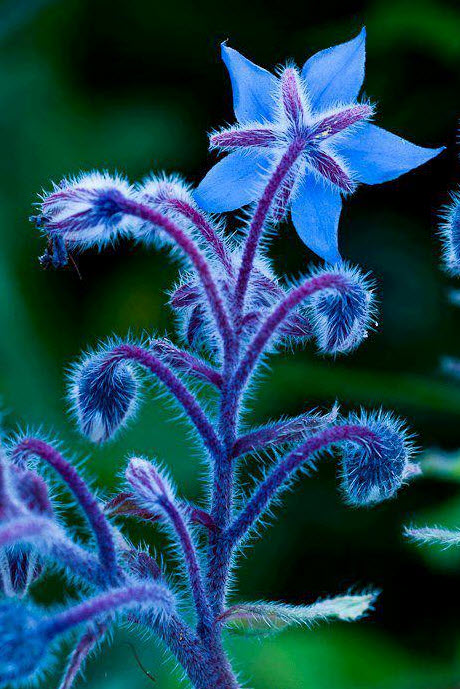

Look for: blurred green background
[1,0,460,686]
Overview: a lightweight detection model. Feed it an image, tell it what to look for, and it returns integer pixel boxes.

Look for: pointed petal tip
[302,28,367,111]
[291,173,343,263]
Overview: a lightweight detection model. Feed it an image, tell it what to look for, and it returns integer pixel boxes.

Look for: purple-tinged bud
[33,172,135,249]
[123,549,162,580]
[169,281,201,310]
[69,350,138,443]
[308,264,376,355]
[137,173,194,211]
[125,457,175,516]
[0,598,51,685]
[440,191,460,275]
[0,465,53,596]
[10,465,54,518]
[134,174,200,247]
[341,410,416,506]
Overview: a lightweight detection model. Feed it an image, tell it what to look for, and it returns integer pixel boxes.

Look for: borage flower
[195,29,443,262]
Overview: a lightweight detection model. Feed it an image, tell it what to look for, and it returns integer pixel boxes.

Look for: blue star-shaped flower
[194,29,444,263]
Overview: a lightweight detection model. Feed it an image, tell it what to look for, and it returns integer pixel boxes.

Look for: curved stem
[227,424,377,545]
[168,198,234,276]
[58,623,106,689]
[119,198,236,360]
[159,495,212,629]
[11,438,118,581]
[231,407,338,459]
[111,344,222,458]
[234,139,304,316]
[44,582,174,639]
[0,516,108,587]
[151,339,223,388]
[233,271,349,398]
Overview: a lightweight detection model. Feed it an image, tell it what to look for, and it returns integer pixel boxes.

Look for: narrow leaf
[220,593,376,637]
[404,526,460,547]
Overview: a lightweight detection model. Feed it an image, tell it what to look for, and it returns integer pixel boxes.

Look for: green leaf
[220,593,377,638]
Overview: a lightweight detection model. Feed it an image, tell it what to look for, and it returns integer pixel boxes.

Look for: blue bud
[34,172,136,250]
[69,351,138,443]
[341,411,415,506]
[309,265,375,355]
[0,599,51,685]
[440,191,460,275]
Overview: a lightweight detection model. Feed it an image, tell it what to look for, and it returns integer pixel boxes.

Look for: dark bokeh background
[1,0,460,686]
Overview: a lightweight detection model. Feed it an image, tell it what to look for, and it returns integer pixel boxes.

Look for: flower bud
[125,457,175,514]
[138,173,194,210]
[135,174,195,245]
[69,351,138,443]
[0,466,53,596]
[341,411,415,506]
[309,264,375,355]
[33,172,134,249]
[440,192,460,275]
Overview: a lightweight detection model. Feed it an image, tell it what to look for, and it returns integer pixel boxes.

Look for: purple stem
[154,614,240,689]
[234,139,305,316]
[151,338,223,388]
[58,624,106,689]
[106,492,217,532]
[159,495,212,629]
[232,407,338,459]
[11,438,118,580]
[118,198,235,359]
[0,516,107,586]
[167,197,234,276]
[206,371,239,614]
[233,271,349,397]
[227,424,378,544]
[0,515,48,547]
[44,583,175,639]
[201,149,311,615]
[110,344,222,458]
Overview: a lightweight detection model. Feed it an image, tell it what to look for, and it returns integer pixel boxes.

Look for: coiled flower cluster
[0,29,432,689]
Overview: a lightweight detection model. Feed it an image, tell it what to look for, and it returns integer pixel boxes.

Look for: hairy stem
[159,496,212,630]
[119,198,236,359]
[168,198,234,276]
[45,583,174,639]
[234,139,304,316]
[11,438,118,581]
[151,338,223,388]
[0,516,108,586]
[111,344,222,458]
[233,271,349,398]
[227,424,377,544]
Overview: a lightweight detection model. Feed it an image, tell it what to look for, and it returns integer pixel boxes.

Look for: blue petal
[194,150,272,213]
[221,43,278,124]
[301,28,366,112]
[291,173,342,263]
[335,123,444,184]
